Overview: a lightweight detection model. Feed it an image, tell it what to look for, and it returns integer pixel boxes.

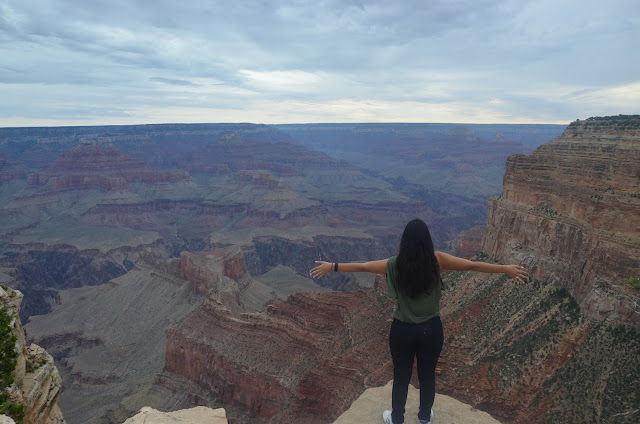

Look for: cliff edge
[333,381,500,424]
[483,115,640,327]
[430,116,640,423]
[123,406,227,423]
[0,286,65,424]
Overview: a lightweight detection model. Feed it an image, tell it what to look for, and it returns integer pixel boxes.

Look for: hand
[310,261,333,279]
[505,265,528,283]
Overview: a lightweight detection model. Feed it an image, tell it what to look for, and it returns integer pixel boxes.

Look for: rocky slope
[158,266,639,424]
[483,116,640,326]
[23,243,338,424]
[179,248,279,313]
[163,274,395,424]
[449,225,485,258]
[0,286,65,424]
[437,269,640,424]
[24,258,205,424]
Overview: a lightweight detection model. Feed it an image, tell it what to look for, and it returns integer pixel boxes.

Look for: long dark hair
[395,218,440,298]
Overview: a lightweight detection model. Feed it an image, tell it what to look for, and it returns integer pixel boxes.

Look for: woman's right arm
[310,259,388,279]
[435,251,528,283]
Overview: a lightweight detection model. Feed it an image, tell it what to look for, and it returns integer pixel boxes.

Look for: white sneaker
[383,410,393,424]
[419,408,435,424]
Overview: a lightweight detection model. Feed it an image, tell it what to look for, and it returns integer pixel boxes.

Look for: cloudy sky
[1,0,638,127]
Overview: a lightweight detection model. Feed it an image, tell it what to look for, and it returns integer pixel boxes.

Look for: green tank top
[386,255,443,324]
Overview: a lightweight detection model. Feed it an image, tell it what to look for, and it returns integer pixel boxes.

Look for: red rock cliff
[482,116,640,326]
[432,117,640,423]
[164,275,394,423]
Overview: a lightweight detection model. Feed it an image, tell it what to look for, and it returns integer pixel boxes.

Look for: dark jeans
[389,316,444,424]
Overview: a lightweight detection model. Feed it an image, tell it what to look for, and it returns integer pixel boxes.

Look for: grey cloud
[0,0,638,126]
[149,77,197,86]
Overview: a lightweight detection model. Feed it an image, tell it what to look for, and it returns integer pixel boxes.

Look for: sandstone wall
[0,287,65,424]
[482,117,640,326]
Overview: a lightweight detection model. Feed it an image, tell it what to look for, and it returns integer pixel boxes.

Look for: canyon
[3,119,638,423]
[157,118,638,423]
[0,123,559,323]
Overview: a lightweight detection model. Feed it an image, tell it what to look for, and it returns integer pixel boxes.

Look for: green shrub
[0,395,24,422]
[0,307,17,388]
[627,277,640,291]
[0,307,24,423]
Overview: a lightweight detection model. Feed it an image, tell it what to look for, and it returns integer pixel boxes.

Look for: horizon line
[0,120,572,130]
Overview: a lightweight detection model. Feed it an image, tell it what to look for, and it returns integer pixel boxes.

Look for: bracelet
[334,263,339,272]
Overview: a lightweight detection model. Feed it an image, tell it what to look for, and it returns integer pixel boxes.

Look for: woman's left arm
[435,251,528,283]
[310,259,388,279]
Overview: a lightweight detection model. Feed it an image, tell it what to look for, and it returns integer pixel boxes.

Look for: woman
[310,218,527,424]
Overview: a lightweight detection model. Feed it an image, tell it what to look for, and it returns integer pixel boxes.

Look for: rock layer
[180,248,278,313]
[164,275,395,423]
[482,116,640,326]
[0,153,28,184]
[27,141,187,193]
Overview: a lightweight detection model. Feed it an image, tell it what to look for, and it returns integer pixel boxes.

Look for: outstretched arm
[310,259,388,279]
[435,251,528,283]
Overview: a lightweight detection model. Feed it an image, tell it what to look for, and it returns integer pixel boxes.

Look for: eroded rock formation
[27,141,188,193]
[483,116,640,326]
[450,225,485,258]
[0,286,65,424]
[163,275,395,423]
[0,152,28,184]
[180,248,279,313]
[431,116,640,423]
[3,241,167,321]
